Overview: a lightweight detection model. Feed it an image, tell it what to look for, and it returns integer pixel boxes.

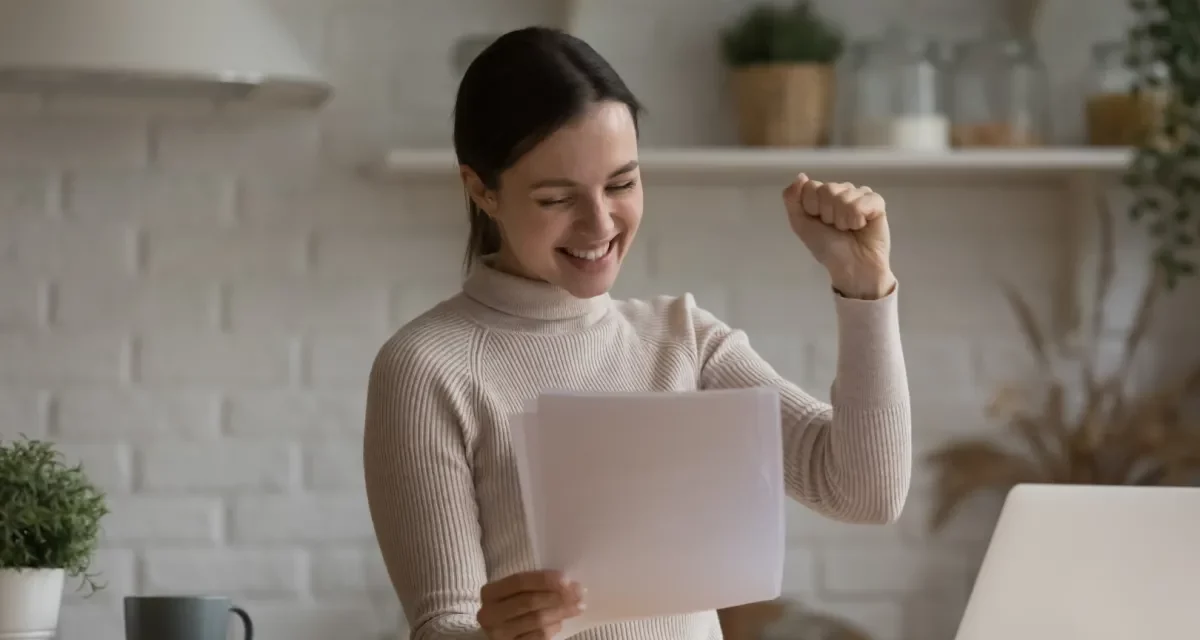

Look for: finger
[818,183,849,225]
[482,570,567,602]
[478,592,554,628]
[836,188,867,231]
[781,172,810,204]
[800,179,823,218]
[840,208,865,231]
[787,200,825,240]
[826,182,852,197]
[855,192,887,221]
[496,588,580,624]
[505,604,581,638]
[514,621,563,640]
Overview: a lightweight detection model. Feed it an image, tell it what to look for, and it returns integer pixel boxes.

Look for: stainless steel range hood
[0,0,332,109]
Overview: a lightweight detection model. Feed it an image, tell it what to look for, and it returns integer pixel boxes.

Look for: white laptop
[954,483,1200,640]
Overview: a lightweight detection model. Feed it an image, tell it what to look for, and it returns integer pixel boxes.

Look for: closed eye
[536,180,637,208]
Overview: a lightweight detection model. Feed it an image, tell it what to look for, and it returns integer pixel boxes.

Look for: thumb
[782,173,811,203]
[787,200,827,238]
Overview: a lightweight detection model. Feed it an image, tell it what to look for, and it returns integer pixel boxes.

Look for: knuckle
[535,593,557,611]
[514,593,537,612]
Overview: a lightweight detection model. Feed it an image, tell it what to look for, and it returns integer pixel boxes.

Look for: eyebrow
[529,160,639,190]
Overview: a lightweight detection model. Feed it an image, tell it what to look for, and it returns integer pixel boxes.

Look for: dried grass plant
[925,197,1200,532]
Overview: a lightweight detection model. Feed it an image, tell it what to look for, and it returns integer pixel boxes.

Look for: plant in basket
[0,437,109,640]
[720,1,845,147]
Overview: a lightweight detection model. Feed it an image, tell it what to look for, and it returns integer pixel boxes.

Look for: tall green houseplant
[1124,0,1200,289]
[0,438,108,639]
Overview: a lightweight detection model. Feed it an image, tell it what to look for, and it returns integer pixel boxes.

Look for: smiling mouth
[557,237,617,261]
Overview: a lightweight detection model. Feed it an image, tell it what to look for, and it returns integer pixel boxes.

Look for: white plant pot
[0,568,65,640]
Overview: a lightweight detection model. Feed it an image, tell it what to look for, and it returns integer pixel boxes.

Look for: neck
[461,255,612,326]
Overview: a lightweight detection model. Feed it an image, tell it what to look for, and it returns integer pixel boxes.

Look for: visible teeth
[564,241,610,261]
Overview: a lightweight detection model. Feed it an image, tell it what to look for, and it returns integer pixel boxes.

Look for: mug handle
[229,606,254,640]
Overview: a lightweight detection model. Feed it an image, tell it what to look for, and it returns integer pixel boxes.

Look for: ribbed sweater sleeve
[695,288,912,524]
[362,329,488,640]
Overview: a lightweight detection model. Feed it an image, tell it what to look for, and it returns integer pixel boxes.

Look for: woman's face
[464,100,643,299]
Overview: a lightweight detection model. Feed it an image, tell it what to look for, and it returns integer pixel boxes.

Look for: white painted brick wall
[0,2,1196,640]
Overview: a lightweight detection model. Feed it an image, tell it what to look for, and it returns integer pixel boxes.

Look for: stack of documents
[509,387,787,637]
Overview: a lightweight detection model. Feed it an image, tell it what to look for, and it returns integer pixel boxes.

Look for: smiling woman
[453,29,645,299]
[363,25,912,640]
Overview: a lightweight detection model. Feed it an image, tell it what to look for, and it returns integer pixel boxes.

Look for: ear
[460,165,498,216]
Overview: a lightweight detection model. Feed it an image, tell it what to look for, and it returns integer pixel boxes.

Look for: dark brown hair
[452,26,643,273]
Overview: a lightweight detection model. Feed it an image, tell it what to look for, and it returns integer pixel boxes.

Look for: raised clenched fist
[783,173,895,299]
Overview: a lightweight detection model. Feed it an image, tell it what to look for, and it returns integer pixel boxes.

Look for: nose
[576,193,616,238]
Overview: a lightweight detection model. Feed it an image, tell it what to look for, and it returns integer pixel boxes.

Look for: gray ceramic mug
[124,595,253,640]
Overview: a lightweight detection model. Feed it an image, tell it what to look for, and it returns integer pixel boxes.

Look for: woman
[364,26,911,640]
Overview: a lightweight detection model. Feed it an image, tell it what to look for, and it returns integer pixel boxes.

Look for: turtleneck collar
[460,255,612,326]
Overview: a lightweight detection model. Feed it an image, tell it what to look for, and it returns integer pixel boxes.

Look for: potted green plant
[0,438,108,640]
[720,0,845,147]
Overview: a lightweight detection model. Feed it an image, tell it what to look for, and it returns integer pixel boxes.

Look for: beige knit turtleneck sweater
[363,260,912,640]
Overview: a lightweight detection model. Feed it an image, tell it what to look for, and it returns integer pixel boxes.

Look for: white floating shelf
[366,147,1132,182]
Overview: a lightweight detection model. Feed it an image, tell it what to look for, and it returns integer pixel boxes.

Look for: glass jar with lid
[949,36,1049,147]
[1085,41,1165,146]
[845,39,889,147]
[831,41,871,147]
[850,27,950,151]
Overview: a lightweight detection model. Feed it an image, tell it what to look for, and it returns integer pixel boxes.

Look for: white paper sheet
[509,387,786,638]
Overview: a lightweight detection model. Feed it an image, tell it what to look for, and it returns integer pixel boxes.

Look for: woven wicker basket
[730,63,835,147]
